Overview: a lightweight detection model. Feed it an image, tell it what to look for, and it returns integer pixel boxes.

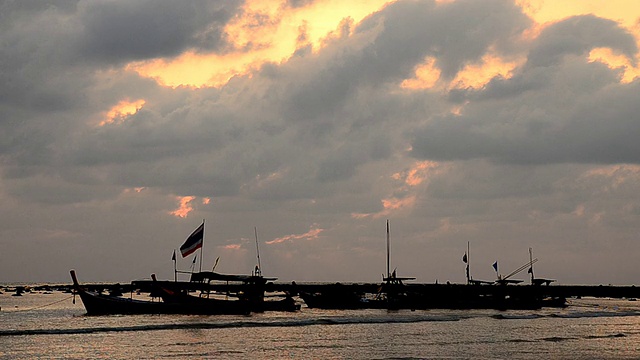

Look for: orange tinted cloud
[519,0,640,83]
[99,99,145,126]
[353,161,444,219]
[400,57,441,90]
[450,53,523,90]
[404,160,441,186]
[128,0,391,88]
[266,224,324,244]
[519,0,639,28]
[401,53,523,91]
[170,196,196,218]
[589,48,640,83]
[401,1,640,92]
[582,165,640,191]
[382,196,416,211]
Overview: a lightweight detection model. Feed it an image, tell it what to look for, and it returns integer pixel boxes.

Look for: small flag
[180,223,204,257]
[192,254,197,265]
[171,250,176,261]
[492,261,498,272]
[528,267,533,274]
[462,253,467,263]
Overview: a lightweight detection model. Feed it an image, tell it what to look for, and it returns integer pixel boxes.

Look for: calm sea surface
[1,290,640,359]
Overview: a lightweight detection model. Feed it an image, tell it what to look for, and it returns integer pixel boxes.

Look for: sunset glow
[125,0,640,91]
[170,196,196,218]
[100,99,145,126]
[128,0,391,88]
[450,54,523,90]
[266,224,324,244]
[4,0,640,287]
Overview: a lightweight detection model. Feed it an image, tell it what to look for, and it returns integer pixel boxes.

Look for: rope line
[7,295,75,312]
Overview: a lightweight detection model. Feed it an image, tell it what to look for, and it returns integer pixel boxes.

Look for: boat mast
[200,219,204,273]
[386,220,390,279]
[173,250,177,282]
[254,227,262,277]
[466,241,470,284]
[529,247,535,284]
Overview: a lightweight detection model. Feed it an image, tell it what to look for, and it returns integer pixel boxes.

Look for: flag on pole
[190,254,197,272]
[462,253,467,263]
[180,223,204,257]
[492,261,498,272]
[171,250,176,261]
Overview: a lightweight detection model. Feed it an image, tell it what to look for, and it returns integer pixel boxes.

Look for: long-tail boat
[151,271,300,312]
[70,270,251,315]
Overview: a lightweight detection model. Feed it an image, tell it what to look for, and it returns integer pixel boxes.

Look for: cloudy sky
[2,0,640,285]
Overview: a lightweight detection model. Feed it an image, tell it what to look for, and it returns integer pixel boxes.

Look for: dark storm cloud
[281,0,529,123]
[0,0,242,172]
[245,0,532,184]
[0,0,241,110]
[527,15,638,68]
[77,0,242,63]
[354,0,530,82]
[410,15,640,165]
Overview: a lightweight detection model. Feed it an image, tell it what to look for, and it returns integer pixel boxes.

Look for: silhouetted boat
[70,270,251,315]
[153,225,300,313]
[152,272,300,313]
[301,220,415,310]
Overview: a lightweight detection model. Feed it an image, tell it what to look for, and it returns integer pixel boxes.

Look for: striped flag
[180,223,204,257]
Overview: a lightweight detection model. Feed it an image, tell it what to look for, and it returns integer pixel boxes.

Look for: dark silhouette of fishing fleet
[68,220,639,316]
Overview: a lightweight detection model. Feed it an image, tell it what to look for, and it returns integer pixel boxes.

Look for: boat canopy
[190,271,277,283]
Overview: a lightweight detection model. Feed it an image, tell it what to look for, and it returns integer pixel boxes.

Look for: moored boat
[70,270,251,316]
[150,271,301,313]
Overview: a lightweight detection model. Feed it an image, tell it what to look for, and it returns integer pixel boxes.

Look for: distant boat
[301,220,415,310]
[12,287,25,296]
[70,270,251,316]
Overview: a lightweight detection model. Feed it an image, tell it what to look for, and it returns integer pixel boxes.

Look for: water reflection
[2,293,640,359]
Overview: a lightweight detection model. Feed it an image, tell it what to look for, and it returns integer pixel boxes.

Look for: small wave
[507,339,535,343]
[542,336,575,342]
[548,311,640,319]
[585,333,626,339]
[0,315,461,337]
[492,313,544,320]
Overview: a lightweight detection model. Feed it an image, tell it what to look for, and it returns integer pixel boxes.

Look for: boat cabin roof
[532,278,556,286]
[495,279,524,285]
[190,271,277,283]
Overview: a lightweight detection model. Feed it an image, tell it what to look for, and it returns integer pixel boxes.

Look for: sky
[1,0,640,285]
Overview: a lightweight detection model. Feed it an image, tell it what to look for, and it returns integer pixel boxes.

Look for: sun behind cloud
[99,99,145,126]
[127,0,391,88]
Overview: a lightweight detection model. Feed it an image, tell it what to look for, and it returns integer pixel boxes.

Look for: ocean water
[1,290,640,359]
